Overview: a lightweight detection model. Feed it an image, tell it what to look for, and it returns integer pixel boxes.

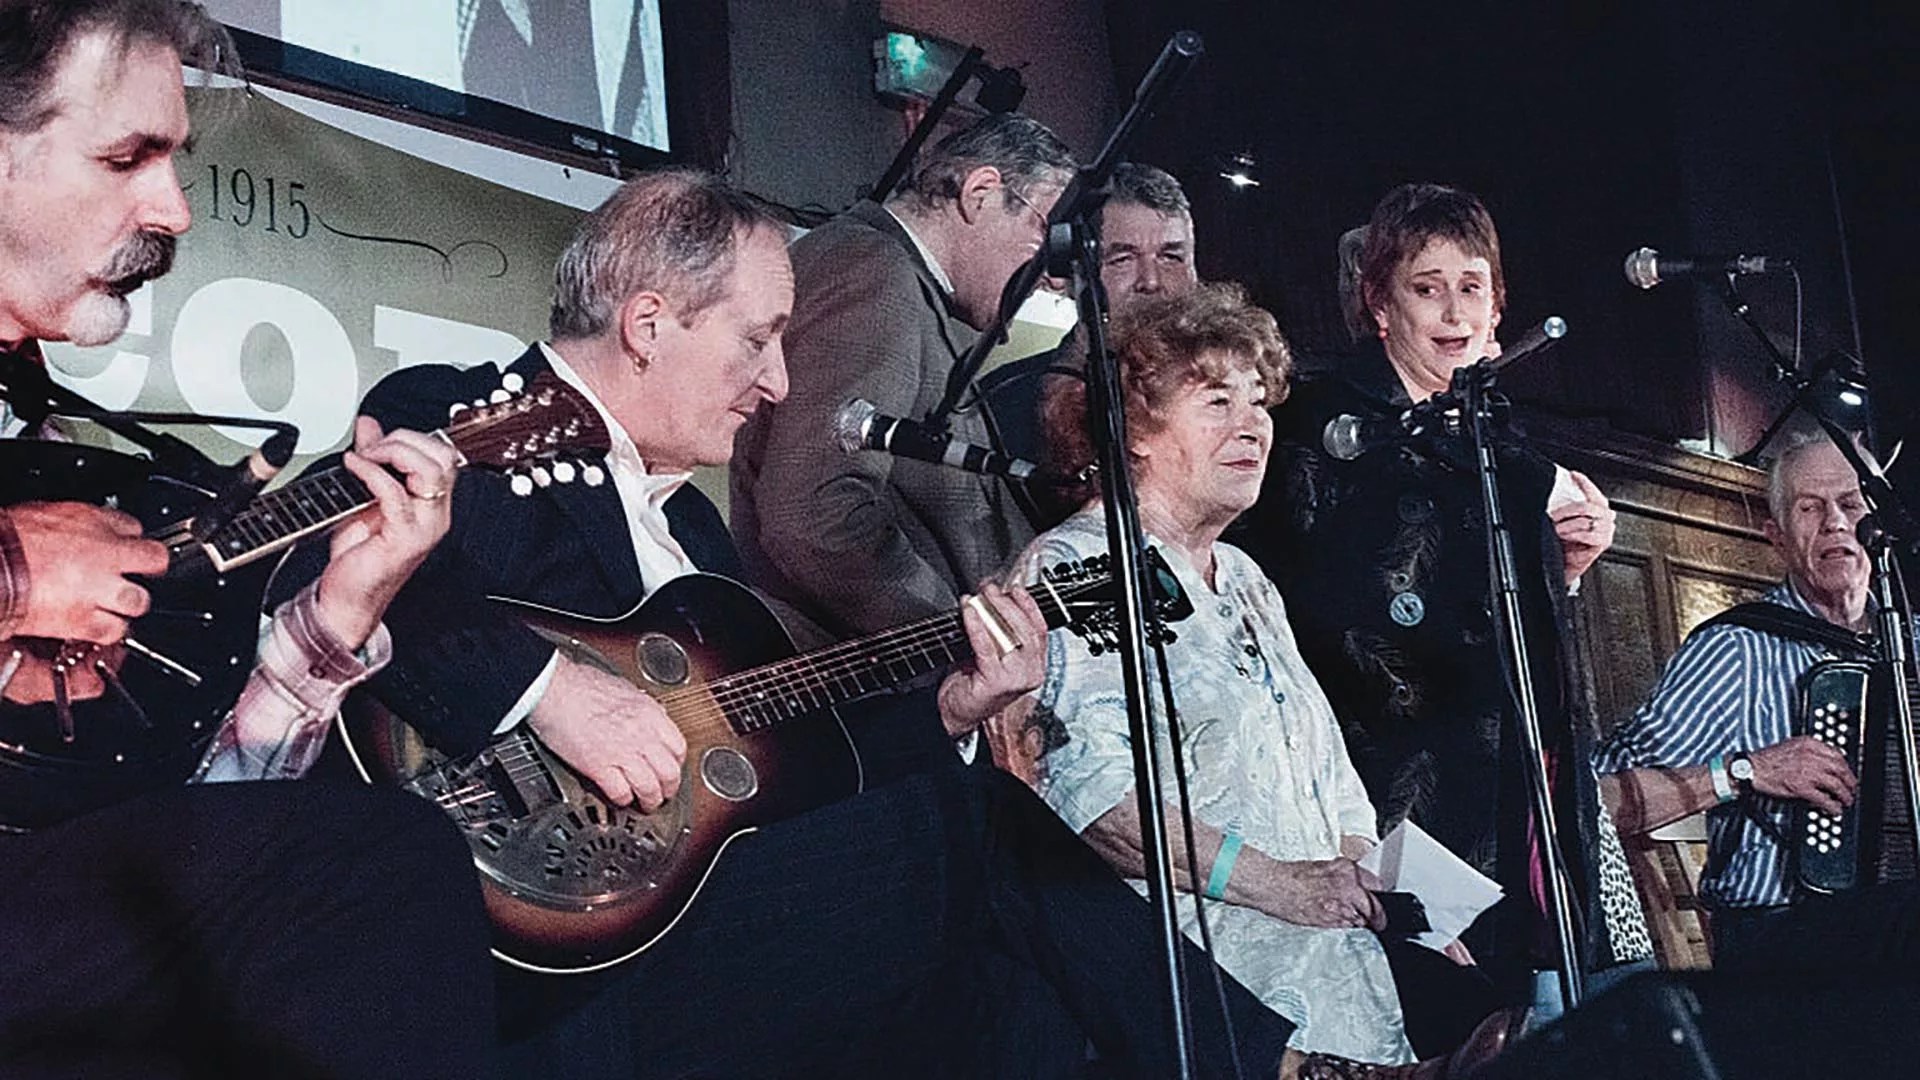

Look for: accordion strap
[1693,601,1875,658]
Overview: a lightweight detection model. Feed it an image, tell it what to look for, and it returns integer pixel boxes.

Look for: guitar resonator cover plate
[700,747,758,801]
[636,633,690,686]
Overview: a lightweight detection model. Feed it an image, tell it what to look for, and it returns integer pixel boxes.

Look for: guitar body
[339,573,863,974]
[0,442,266,830]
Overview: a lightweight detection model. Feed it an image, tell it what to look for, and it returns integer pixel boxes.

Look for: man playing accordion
[1597,430,1920,969]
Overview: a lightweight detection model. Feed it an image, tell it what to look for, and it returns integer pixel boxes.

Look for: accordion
[1794,659,1918,893]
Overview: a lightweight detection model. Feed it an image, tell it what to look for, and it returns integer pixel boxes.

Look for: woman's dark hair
[1357,183,1505,326]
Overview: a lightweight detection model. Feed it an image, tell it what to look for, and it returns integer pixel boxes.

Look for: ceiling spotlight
[1216,151,1260,190]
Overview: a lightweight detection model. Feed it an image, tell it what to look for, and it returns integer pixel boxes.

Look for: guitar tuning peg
[473,397,491,409]
[531,465,553,488]
[501,372,525,393]
[552,460,577,484]
[489,388,513,404]
[448,402,469,418]
[581,464,606,487]
[509,473,535,497]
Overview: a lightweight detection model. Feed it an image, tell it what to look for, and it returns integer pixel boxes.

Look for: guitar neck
[197,465,374,571]
[686,588,1072,735]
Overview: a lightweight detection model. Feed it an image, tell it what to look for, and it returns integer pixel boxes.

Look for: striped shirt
[1595,583,1873,907]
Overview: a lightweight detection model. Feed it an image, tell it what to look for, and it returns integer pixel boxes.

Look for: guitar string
[644,596,1089,736]
[659,591,1093,729]
[671,581,1089,709]
[661,590,1079,721]
[221,419,579,542]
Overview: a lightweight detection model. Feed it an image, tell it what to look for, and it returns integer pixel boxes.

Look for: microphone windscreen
[1323,414,1364,462]
[1624,247,1661,290]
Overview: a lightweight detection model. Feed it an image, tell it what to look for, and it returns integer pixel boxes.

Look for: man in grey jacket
[730,113,1074,651]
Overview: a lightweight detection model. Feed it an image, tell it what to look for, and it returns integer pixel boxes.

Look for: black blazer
[351,345,742,754]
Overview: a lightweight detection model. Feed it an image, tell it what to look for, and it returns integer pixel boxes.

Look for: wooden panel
[1584,552,1661,738]
[1668,562,1774,641]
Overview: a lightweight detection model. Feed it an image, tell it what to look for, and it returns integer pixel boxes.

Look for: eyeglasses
[1004,186,1051,239]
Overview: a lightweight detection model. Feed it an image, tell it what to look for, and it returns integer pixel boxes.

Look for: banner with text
[46,88,582,470]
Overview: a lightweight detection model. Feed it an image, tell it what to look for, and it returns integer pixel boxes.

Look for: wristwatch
[1727,752,1756,795]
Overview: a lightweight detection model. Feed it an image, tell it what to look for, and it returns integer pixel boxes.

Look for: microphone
[1322,316,1568,461]
[189,426,299,543]
[1624,246,1791,289]
[1322,406,1452,462]
[832,399,1037,480]
[1487,315,1569,373]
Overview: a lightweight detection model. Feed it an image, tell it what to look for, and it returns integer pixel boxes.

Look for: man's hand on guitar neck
[938,581,1047,738]
[529,654,687,812]
[311,418,460,651]
[0,501,167,644]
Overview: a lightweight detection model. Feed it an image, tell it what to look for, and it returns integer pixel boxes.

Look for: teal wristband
[1707,753,1736,805]
[1205,833,1243,900]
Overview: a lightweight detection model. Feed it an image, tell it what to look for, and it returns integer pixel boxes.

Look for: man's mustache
[97,230,176,294]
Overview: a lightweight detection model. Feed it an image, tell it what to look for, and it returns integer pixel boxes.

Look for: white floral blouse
[1020,509,1414,1064]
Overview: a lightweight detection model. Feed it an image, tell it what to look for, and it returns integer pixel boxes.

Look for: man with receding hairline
[1598,431,1920,970]
[983,160,1201,478]
[731,113,1078,663]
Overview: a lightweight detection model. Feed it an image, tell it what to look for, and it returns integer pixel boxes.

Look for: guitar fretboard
[201,466,374,567]
[672,588,1077,735]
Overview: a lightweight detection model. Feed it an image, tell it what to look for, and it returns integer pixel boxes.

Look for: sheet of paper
[1359,819,1505,954]
[1545,464,1584,514]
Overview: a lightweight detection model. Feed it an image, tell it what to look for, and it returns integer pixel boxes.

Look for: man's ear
[955,165,1004,225]
[618,290,667,367]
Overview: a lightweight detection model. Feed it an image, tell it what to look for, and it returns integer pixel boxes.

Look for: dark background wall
[720,0,1914,505]
[1099,0,1914,479]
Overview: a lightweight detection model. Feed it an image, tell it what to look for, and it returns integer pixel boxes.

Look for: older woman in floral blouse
[1008,283,1418,1067]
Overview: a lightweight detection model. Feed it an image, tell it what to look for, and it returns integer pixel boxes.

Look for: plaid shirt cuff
[0,510,26,640]
[194,581,392,782]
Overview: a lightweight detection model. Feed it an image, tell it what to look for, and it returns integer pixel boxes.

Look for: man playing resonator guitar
[335,166,1316,1080]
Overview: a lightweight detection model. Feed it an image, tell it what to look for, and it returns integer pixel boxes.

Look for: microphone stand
[870,46,987,202]
[1454,358,1587,1012]
[927,32,1207,1076]
[1787,409,1920,878]
[0,348,301,514]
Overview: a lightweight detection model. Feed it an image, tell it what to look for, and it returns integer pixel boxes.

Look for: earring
[1376,325,1388,340]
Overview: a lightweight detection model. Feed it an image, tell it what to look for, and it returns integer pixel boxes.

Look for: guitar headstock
[443,372,613,494]
[1036,548,1195,656]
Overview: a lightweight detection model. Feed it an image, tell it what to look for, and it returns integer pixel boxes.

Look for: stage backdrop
[44,87,580,472]
[43,84,1073,513]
